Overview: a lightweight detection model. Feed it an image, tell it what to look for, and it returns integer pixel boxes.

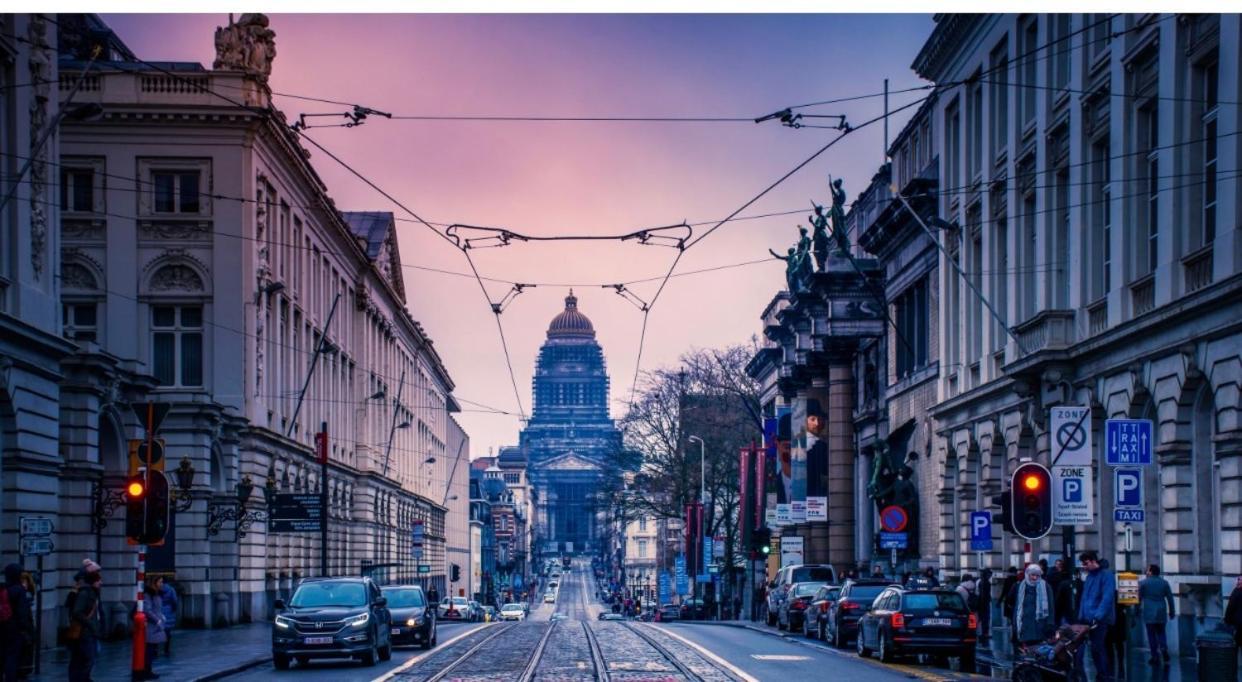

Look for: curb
[188,655,272,681]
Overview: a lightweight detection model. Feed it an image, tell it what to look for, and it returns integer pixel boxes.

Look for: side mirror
[273,599,285,610]
[374,597,387,608]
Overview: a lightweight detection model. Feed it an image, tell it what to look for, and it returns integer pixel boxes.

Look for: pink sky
[101,13,934,456]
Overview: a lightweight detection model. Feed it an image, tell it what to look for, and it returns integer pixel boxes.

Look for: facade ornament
[213,14,277,83]
[27,15,54,280]
[769,225,814,293]
[61,263,98,290]
[140,221,209,241]
[150,264,205,292]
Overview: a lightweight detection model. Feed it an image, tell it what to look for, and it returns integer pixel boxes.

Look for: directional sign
[21,537,54,557]
[1051,407,1092,466]
[1115,468,1143,508]
[1105,419,1153,465]
[880,505,909,532]
[969,511,993,551]
[878,532,908,549]
[1052,465,1094,525]
[268,493,324,533]
[20,516,53,537]
[417,564,432,574]
[702,537,713,566]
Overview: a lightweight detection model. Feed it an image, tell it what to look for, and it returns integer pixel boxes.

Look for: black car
[272,577,393,669]
[679,598,707,621]
[778,581,826,633]
[855,587,976,669]
[806,584,841,640]
[825,579,890,648]
[381,585,437,649]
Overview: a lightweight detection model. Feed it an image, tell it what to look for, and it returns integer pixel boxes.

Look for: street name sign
[20,516,53,537]
[969,511,993,551]
[1052,465,1094,525]
[879,532,908,549]
[1051,406,1092,466]
[268,493,324,533]
[1105,419,1153,465]
[21,537,54,557]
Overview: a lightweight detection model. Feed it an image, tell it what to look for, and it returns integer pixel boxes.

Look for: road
[221,559,990,681]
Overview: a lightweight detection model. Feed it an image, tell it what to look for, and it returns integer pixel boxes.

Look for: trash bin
[1195,626,1238,680]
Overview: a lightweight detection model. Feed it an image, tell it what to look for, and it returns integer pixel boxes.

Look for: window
[946,100,961,188]
[1198,57,1218,247]
[1054,167,1070,308]
[152,305,204,387]
[1142,106,1159,274]
[62,302,98,342]
[1091,138,1112,298]
[638,539,649,558]
[639,516,648,532]
[60,168,94,212]
[1051,14,1071,91]
[1087,14,1112,64]
[968,80,983,180]
[894,277,928,379]
[992,216,1008,350]
[152,170,201,214]
[989,38,1008,156]
[967,207,983,361]
[1021,18,1038,126]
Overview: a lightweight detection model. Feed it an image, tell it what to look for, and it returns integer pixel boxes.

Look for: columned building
[914,13,1241,655]
[521,292,624,557]
[2,13,468,639]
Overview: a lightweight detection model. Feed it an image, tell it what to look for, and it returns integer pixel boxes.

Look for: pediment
[537,451,601,471]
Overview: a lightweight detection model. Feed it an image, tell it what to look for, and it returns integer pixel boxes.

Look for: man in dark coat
[1,563,35,682]
[1138,564,1174,664]
[1223,576,1242,653]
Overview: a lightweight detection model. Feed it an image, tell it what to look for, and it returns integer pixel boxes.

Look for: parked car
[765,564,837,626]
[806,584,842,640]
[825,579,890,648]
[499,603,525,621]
[468,600,483,622]
[656,603,680,621]
[381,585,436,649]
[544,591,557,603]
[778,581,827,632]
[272,576,393,670]
[438,596,472,621]
[855,587,976,669]
[481,605,497,622]
[679,598,707,621]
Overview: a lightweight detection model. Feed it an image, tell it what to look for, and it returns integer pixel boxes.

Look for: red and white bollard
[132,546,146,680]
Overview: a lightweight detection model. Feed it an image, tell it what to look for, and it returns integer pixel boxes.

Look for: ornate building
[520,292,624,556]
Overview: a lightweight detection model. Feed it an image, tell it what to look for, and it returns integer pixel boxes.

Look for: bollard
[1195,626,1238,680]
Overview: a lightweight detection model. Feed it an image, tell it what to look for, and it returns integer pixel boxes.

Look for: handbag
[66,596,97,642]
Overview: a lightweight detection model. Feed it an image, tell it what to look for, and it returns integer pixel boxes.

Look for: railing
[1087,298,1108,337]
[1130,275,1155,317]
[1013,309,1076,353]
[141,74,210,94]
[1183,246,1213,293]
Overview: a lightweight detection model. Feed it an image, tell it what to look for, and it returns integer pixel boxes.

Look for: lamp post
[207,470,276,539]
[688,434,706,601]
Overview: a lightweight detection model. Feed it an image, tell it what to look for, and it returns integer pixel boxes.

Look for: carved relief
[63,219,106,240]
[61,263,98,290]
[213,14,277,82]
[150,265,205,292]
[27,15,54,280]
[139,221,209,240]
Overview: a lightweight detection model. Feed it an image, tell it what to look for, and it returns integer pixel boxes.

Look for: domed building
[520,292,624,556]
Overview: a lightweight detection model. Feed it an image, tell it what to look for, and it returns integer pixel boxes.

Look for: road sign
[969,511,993,551]
[879,505,909,532]
[1115,468,1142,508]
[131,402,171,435]
[713,535,725,560]
[780,535,804,567]
[21,537,54,557]
[702,537,713,565]
[1051,407,1092,466]
[20,516,53,537]
[417,564,432,574]
[1114,509,1145,523]
[1052,465,1094,525]
[268,493,324,533]
[1105,419,1153,465]
[878,532,908,549]
[674,555,688,595]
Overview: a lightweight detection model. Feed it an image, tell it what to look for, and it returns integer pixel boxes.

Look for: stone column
[825,362,856,569]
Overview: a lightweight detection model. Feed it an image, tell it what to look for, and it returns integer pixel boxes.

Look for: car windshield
[903,593,967,613]
[289,582,367,608]
[381,588,425,608]
[502,604,523,612]
[792,567,835,583]
[845,585,887,603]
[792,582,825,597]
[452,597,468,605]
[815,587,841,601]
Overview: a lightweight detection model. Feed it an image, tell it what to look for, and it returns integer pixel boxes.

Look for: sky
[101,13,935,457]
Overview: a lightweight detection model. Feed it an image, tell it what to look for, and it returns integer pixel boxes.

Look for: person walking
[1008,564,1055,648]
[158,578,178,657]
[1,563,35,682]
[141,576,167,680]
[1076,551,1116,681]
[67,561,102,682]
[1222,576,1242,661]
[1138,564,1174,665]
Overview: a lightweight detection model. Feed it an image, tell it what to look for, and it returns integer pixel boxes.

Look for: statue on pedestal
[769,226,815,292]
[809,204,830,271]
[828,177,850,255]
[214,13,277,82]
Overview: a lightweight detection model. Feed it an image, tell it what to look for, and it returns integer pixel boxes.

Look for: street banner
[1051,406,1092,466]
[739,446,751,537]
[804,386,830,522]
[1052,465,1094,525]
[674,554,688,595]
[774,408,792,506]
[780,535,804,567]
[754,442,766,529]
[658,572,671,604]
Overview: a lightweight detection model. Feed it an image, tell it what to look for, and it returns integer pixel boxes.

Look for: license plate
[922,618,952,626]
[303,636,333,645]
[391,628,402,635]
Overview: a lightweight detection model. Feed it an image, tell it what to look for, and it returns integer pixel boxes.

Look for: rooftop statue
[828,176,850,255]
[214,13,277,82]
[809,204,830,271]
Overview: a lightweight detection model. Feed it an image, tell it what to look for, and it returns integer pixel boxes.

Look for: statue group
[213,14,277,82]
[769,176,850,292]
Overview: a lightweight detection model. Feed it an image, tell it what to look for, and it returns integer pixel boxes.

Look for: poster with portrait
[804,386,830,521]
[791,399,807,523]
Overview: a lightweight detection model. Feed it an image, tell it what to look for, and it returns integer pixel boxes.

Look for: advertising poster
[804,386,830,521]
[791,399,807,522]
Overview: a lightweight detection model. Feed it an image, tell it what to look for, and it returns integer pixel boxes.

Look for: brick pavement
[30,621,272,682]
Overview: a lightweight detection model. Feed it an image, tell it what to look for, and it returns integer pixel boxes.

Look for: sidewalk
[30,622,272,682]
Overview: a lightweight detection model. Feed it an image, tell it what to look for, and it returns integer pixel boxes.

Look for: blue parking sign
[1105,419,1153,465]
[970,511,992,551]
[1115,468,1142,508]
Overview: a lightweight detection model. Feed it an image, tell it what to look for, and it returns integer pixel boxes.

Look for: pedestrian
[1007,564,1055,648]
[923,566,940,588]
[1138,564,1174,665]
[977,568,992,644]
[18,570,37,678]
[1055,567,1081,627]
[159,577,178,657]
[956,574,978,613]
[1,563,35,682]
[1107,591,1127,677]
[871,564,886,579]
[1076,550,1116,681]
[67,561,102,682]
[1224,575,1242,655]
[427,583,440,609]
[1000,566,1020,621]
[1046,558,1068,594]
[142,575,167,680]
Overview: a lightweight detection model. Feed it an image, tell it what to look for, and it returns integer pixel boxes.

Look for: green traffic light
[761,545,770,555]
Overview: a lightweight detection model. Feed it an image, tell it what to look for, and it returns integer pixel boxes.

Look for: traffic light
[124,470,170,545]
[750,527,771,556]
[450,563,461,582]
[991,491,1014,534]
[1011,462,1052,540]
[145,470,170,546]
[125,474,147,542]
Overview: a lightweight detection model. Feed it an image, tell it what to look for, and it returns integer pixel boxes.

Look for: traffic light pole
[318,422,329,577]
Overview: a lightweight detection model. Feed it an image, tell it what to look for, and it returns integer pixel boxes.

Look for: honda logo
[315,622,323,630]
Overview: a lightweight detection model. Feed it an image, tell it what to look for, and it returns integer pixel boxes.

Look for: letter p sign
[1115,469,1142,508]
[1062,478,1083,503]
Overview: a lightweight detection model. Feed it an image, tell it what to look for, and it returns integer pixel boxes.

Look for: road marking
[750,654,809,661]
[370,622,490,682]
[736,625,985,682]
[645,624,759,682]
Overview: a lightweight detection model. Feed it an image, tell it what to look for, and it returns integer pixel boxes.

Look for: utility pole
[316,422,329,576]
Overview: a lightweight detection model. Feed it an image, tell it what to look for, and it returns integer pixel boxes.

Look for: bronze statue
[809,204,830,271]
[769,247,802,292]
[828,177,849,255]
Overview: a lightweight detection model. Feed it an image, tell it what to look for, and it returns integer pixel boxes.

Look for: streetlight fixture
[171,457,196,512]
[207,470,276,539]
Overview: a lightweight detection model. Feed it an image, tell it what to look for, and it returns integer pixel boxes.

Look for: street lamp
[171,458,196,512]
[207,470,276,539]
[688,434,707,601]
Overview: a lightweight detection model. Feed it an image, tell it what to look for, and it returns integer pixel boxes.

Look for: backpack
[0,586,12,622]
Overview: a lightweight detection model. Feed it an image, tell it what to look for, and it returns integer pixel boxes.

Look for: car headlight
[274,615,293,629]
[348,612,370,628]
[406,617,418,627]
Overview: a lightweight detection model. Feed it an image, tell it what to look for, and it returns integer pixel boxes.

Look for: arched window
[145,261,209,388]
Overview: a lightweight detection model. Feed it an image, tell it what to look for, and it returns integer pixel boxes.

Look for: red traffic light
[1022,474,1042,491]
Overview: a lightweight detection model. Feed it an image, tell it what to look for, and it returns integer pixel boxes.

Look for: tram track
[622,621,706,681]
[518,620,560,682]
[582,620,611,682]
[422,623,517,682]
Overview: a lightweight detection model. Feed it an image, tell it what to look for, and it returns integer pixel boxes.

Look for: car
[598,612,625,621]
[381,585,436,650]
[468,600,483,622]
[765,564,837,626]
[438,596,472,621]
[806,584,842,640]
[499,603,526,621]
[855,587,976,669]
[272,576,393,670]
[481,605,497,622]
[778,581,827,632]
[679,598,707,621]
[656,603,680,621]
[825,579,890,648]
[544,591,556,603]
[548,580,559,589]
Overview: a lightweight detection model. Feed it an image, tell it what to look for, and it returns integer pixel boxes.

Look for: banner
[791,399,807,520]
[806,496,827,521]
[780,535,804,567]
[804,386,830,522]
[776,503,791,526]
[739,446,752,537]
